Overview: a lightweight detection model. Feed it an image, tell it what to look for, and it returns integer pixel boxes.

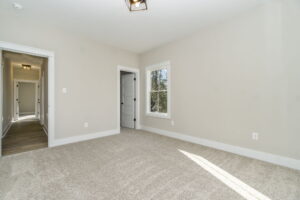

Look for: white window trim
[146,61,171,119]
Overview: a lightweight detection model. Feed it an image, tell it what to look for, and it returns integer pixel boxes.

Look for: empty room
[0,0,299,199]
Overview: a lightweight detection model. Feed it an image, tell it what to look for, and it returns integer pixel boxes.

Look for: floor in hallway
[2,119,48,156]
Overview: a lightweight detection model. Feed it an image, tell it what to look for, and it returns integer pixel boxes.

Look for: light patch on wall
[178,149,271,200]
[12,2,23,10]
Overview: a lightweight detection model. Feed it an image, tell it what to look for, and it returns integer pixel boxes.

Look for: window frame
[146,61,171,119]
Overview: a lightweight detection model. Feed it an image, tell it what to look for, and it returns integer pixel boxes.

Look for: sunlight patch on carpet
[179,149,271,200]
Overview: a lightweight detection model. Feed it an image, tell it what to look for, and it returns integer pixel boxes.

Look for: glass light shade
[22,64,31,70]
[125,0,147,12]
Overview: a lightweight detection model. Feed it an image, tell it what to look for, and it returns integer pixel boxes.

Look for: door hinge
[134,98,136,101]
[134,118,136,121]
[134,78,136,81]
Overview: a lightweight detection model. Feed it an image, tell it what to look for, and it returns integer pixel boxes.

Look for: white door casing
[121,73,135,129]
[40,73,44,125]
[36,82,40,119]
[14,80,39,120]
[14,81,19,121]
[0,50,2,155]
[117,65,140,131]
[0,41,55,153]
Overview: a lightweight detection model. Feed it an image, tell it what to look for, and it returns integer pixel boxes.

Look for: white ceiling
[0,0,267,53]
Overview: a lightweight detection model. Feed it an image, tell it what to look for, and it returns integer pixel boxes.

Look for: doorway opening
[14,80,39,121]
[117,66,140,131]
[1,50,48,156]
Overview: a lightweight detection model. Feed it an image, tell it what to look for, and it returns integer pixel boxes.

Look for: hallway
[2,119,48,156]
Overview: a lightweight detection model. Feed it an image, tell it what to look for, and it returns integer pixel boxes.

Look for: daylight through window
[146,62,170,118]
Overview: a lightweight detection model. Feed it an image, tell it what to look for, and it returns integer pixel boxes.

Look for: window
[146,61,171,118]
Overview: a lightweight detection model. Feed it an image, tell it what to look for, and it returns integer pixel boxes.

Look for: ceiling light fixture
[22,64,31,70]
[12,2,23,10]
[125,0,147,12]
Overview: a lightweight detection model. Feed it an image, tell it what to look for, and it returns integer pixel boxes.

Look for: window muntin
[146,62,170,118]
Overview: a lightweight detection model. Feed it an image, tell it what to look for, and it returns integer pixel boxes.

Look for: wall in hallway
[13,67,39,81]
[2,56,13,135]
[41,59,48,131]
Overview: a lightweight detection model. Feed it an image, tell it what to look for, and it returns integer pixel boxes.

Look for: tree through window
[146,62,170,118]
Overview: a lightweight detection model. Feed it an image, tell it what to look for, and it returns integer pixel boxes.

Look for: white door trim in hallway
[13,79,40,121]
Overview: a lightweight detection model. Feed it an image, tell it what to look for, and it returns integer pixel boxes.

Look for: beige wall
[1,57,13,134]
[140,0,300,160]
[0,15,139,140]
[13,67,39,80]
[283,0,300,159]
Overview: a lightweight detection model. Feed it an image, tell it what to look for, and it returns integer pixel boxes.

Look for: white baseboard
[141,125,300,171]
[2,122,12,138]
[51,129,120,147]
[19,112,35,115]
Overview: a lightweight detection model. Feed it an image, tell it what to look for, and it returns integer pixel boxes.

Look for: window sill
[146,112,171,119]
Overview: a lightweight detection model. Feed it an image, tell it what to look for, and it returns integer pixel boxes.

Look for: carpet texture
[0,128,299,200]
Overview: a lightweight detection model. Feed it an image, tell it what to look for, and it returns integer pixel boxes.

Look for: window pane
[151,70,159,91]
[150,92,159,112]
[159,69,168,90]
[158,91,167,113]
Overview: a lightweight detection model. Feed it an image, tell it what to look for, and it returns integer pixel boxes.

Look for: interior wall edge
[2,122,12,138]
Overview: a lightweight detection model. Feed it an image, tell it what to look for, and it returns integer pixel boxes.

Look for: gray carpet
[0,128,299,200]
